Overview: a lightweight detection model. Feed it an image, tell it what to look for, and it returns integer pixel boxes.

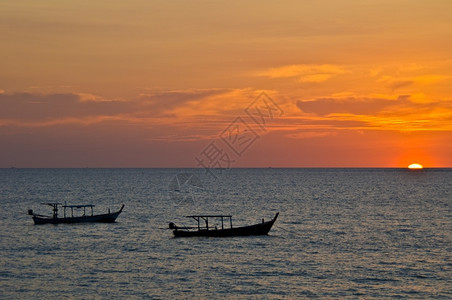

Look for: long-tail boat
[28,203,124,225]
[169,213,279,237]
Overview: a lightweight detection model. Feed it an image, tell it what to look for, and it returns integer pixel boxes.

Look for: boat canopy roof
[40,203,95,208]
[41,202,62,206]
[62,204,95,208]
[186,215,232,218]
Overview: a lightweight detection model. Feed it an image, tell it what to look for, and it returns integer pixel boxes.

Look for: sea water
[0,168,451,299]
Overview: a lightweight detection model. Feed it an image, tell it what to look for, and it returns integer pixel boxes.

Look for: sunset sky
[1,0,451,168]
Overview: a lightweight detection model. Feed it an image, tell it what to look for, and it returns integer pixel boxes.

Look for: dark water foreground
[1,168,451,298]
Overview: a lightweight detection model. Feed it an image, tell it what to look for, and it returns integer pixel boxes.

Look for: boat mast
[53,203,58,219]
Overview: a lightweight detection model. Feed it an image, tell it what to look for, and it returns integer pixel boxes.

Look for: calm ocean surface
[0,168,451,299]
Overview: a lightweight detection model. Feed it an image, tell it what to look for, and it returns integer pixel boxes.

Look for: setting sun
[408,163,424,170]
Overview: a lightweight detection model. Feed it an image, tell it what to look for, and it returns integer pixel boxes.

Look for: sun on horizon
[408,163,424,170]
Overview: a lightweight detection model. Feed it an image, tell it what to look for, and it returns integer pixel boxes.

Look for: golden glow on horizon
[408,163,424,169]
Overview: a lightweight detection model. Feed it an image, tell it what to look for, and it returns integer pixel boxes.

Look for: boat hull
[31,205,124,225]
[173,213,278,237]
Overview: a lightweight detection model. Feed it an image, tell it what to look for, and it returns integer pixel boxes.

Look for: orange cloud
[0,89,280,140]
[297,96,398,116]
[286,131,338,139]
[256,64,348,82]
[377,74,451,91]
[295,95,452,132]
[0,92,131,122]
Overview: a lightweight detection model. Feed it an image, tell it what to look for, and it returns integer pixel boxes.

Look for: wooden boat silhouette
[169,213,279,237]
[28,203,124,225]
